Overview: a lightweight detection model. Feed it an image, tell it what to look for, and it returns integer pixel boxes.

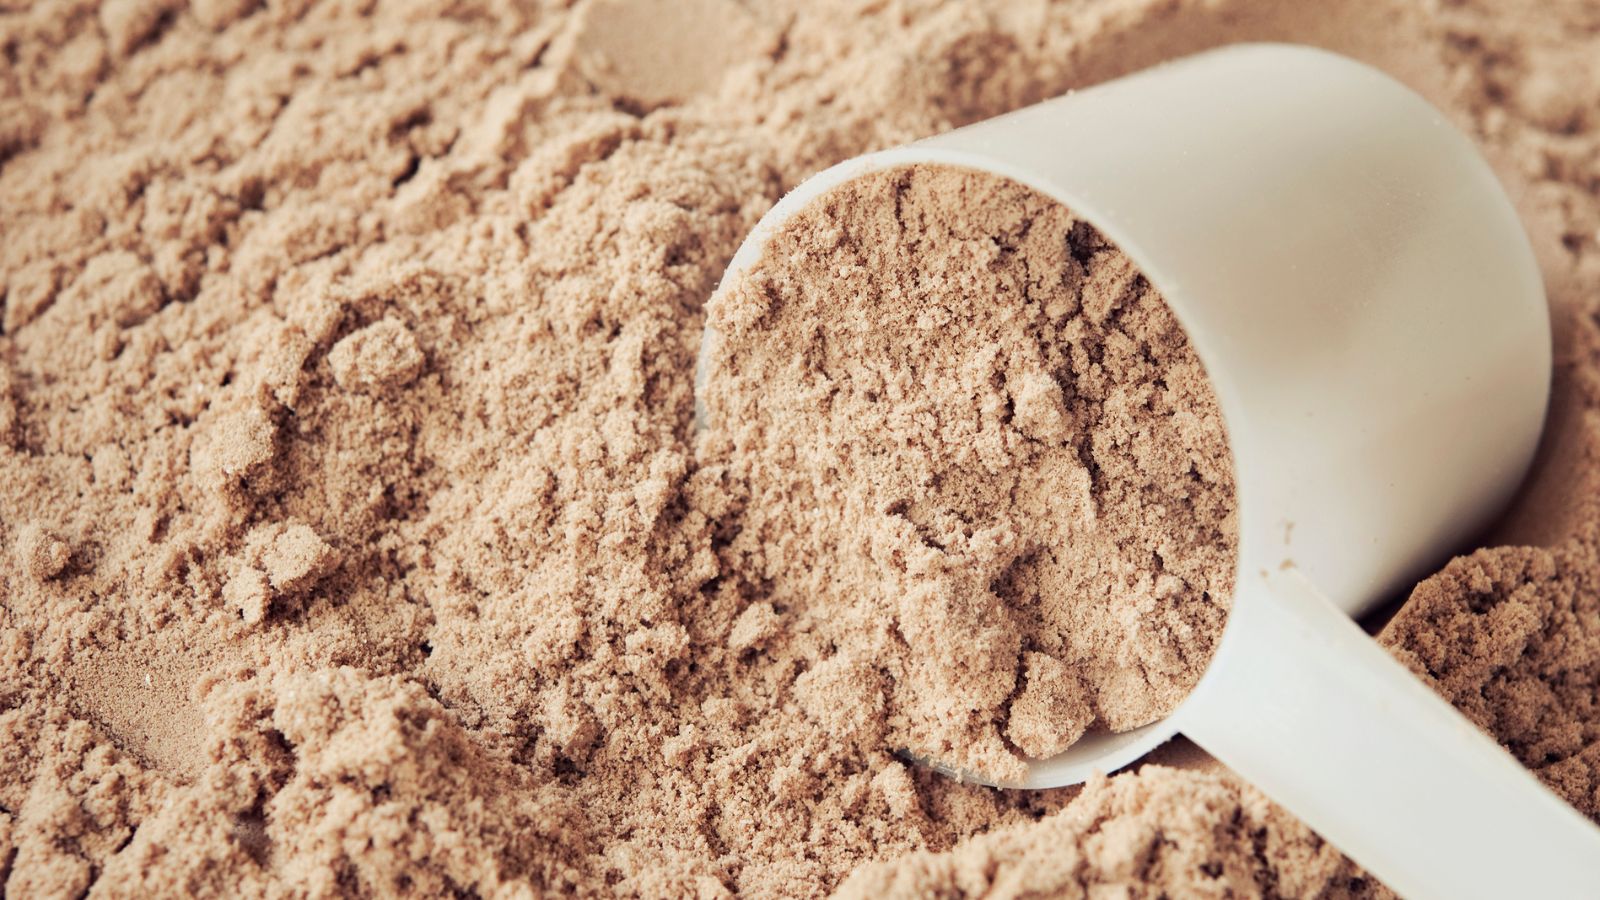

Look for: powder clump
[17,524,71,582]
[328,318,425,393]
[702,164,1238,780]
[249,519,338,598]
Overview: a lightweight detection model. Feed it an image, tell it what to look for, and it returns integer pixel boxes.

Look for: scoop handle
[1175,567,1600,900]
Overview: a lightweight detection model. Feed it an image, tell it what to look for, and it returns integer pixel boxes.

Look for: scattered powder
[701,164,1236,781]
[1,0,1598,897]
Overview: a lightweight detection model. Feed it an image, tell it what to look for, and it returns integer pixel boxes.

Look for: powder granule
[702,164,1237,780]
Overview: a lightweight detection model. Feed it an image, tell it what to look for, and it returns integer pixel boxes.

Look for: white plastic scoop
[695,44,1600,898]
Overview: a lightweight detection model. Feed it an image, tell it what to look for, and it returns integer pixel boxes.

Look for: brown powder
[701,164,1236,781]
[1380,544,1600,821]
[836,765,1384,899]
[1,0,1598,896]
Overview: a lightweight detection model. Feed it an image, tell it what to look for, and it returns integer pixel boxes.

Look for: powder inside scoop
[701,164,1238,780]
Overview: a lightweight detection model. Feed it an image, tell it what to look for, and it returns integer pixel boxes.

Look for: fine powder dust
[701,164,1236,781]
[3,0,1600,897]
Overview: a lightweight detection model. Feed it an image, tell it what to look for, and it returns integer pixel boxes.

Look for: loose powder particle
[701,165,1237,781]
[2,0,1599,896]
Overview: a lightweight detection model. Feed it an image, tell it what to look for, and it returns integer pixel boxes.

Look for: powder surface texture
[836,765,1373,900]
[701,165,1236,781]
[2,0,1599,897]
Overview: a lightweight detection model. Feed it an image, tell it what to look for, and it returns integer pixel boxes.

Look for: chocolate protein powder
[3,0,1599,896]
[701,164,1237,782]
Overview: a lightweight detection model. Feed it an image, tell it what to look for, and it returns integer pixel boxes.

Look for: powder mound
[0,698,165,898]
[92,667,589,897]
[835,766,1388,899]
[1381,543,1600,820]
[703,164,1238,780]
